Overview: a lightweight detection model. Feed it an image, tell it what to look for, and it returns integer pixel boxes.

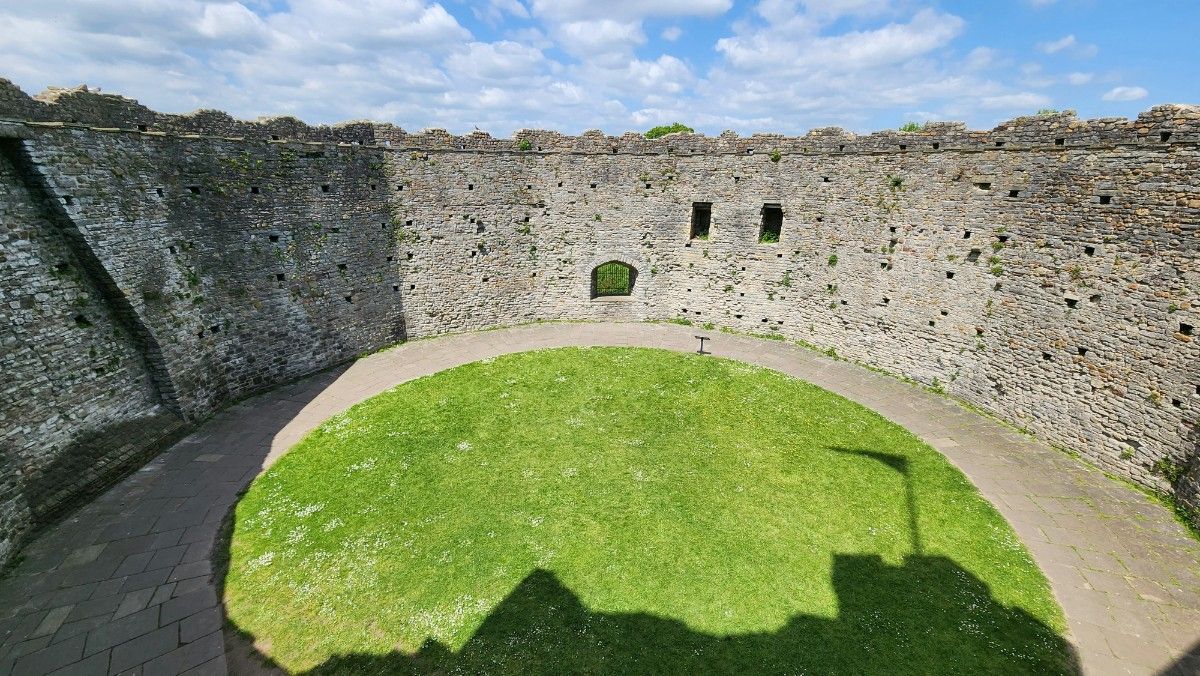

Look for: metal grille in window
[593,261,633,297]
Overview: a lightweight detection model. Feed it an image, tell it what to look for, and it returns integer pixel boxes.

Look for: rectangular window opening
[690,203,711,240]
[321,184,330,193]
[1055,138,1065,146]
[759,203,783,244]
[1181,323,1195,336]
[1161,131,1173,143]
[1099,195,1112,205]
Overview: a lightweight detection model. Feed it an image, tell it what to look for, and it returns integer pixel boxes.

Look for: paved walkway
[1,323,1197,675]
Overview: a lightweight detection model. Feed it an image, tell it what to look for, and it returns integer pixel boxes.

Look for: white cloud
[979,92,1051,109]
[0,0,1135,136]
[1038,34,1075,54]
[1102,86,1148,102]
[528,0,731,22]
[1067,72,1093,85]
[472,0,529,25]
[1037,33,1098,58]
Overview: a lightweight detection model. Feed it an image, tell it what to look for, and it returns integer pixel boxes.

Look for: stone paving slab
[1,322,1197,675]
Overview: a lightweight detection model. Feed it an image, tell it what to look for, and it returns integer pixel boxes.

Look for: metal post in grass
[695,335,710,355]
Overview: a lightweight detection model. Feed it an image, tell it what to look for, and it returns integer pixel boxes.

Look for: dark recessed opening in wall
[1042,352,1052,361]
[54,262,69,272]
[997,234,1010,243]
[882,297,890,305]
[976,327,984,336]
[331,227,340,233]
[591,261,636,298]
[155,187,163,197]
[1008,189,1020,198]
[1161,131,1173,142]
[1077,346,1088,356]
[974,182,991,191]
[337,263,348,271]
[759,203,783,243]
[1181,323,1195,336]
[1055,138,1065,146]
[276,273,285,281]
[1084,245,1096,256]
[1066,298,1079,308]
[137,124,148,132]
[839,144,845,151]
[271,134,279,141]
[410,284,416,290]
[250,186,260,194]
[928,320,935,327]
[406,252,413,260]
[468,184,474,190]
[995,140,1006,147]
[1099,195,1112,205]
[1089,293,1101,303]
[590,182,597,189]
[967,249,981,262]
[963,230,971,239]
[370,184,377,191]
[945,271,955,279]
[393,284,400,292]
[690,202,711,240]
[932,142,940,150]
[611,146,618,154]
[899,144,906,151]
[321,184,330,193]
[188,186,200,194]
[168,245,177,254]
[645,182,652,189]
[822,176,831,183]
[397,185,404,191]
[557,182,563,187]
[406,220,413,226]
[344,294,353,303]
[387,255,394,262]
[74,314,91,328]
[1172,398,1182,408]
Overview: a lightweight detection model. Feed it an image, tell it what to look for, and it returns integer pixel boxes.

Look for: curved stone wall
[0,79,1196,565]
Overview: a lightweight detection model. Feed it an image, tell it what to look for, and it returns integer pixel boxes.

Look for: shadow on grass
[225,443,1079,674]
[231,556,1078,675]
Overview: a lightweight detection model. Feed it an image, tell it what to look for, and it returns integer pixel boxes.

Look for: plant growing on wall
[645,122,694,139]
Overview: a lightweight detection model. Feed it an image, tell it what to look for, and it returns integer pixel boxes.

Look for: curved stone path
[1,322,1197,675]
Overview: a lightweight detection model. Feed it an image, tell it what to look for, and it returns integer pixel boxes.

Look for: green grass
[225,348,1072,674]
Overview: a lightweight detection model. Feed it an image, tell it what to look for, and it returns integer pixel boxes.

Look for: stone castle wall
[0,80,1196,564]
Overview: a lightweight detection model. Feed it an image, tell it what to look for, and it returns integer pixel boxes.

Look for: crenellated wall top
[1,78,1196,155]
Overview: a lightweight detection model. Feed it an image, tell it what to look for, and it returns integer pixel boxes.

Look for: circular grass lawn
[224,347,1074,675]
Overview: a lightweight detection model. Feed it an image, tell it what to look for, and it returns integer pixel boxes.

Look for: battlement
[2,79,1197,154]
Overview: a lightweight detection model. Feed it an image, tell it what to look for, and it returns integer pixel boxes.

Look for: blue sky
[0,0,1194,136]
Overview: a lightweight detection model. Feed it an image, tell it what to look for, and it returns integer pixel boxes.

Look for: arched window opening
[592,261,636,298]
